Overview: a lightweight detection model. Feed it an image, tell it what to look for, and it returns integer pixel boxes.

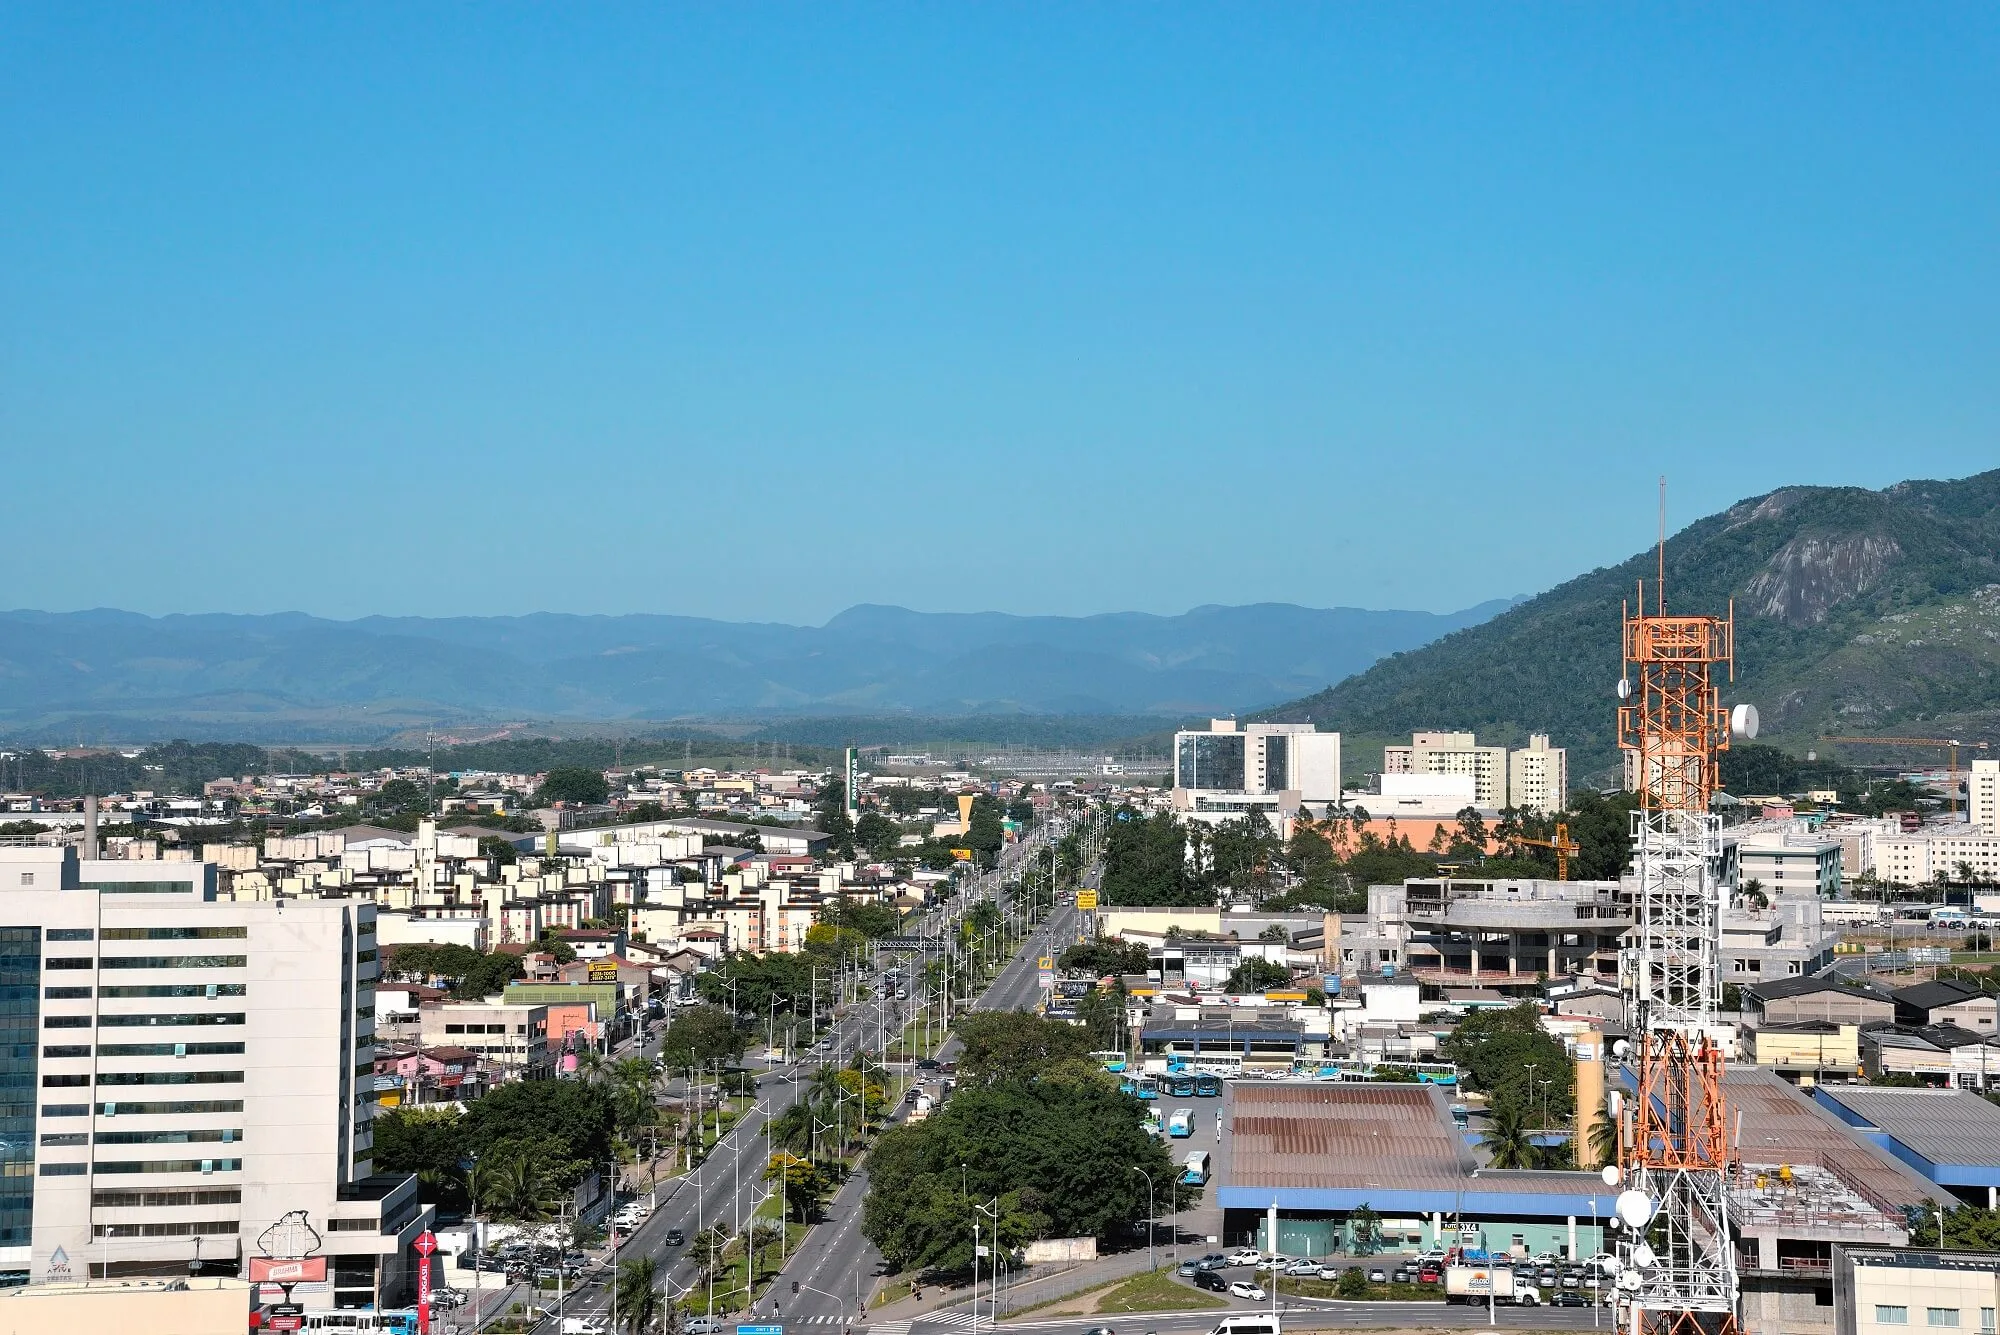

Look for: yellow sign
[951,848,974,861]
[587,960,620,983]
[1075,890,1098,910]
[1038,956,1053,971]
[1264,990,1308,1003]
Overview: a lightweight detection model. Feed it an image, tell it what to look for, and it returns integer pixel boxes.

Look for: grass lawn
[1096,1269,1229,1314]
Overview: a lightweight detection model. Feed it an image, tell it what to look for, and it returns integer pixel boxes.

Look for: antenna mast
[1614,479,1742,1335]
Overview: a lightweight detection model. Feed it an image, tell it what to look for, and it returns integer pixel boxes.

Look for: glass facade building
[0,927,39,1252]
[1177,732,1246,791]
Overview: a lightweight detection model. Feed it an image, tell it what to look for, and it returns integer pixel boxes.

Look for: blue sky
[4,5,1995,624]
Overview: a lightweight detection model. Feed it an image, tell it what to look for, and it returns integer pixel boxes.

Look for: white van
[1209,1319,1281,1335]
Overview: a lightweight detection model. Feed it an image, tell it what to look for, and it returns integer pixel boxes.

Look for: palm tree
[1481,1104,1535,1170]
[1587,1106,1621,1169]
[478,1153,561,1222]
[613,1254,660,1334]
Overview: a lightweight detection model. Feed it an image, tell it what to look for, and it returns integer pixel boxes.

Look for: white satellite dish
[1599,1255,1624,1277]
[1617,1269,1642,1290]
[1616,677,1633,701]
[1631,1243,1658,1269]
[1612,1040,1630,1060]
[1615,1189,1655,1228]
[1601,1165,1622,1187]
[1731,703,1760,740]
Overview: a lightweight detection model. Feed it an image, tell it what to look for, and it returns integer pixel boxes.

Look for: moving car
[1228,1280,1267,1301]
[663,1229,686,1247]
[1552,1293,1590,1308]
[1194,1253,1229,1271]
[1225,1248,1263,1267]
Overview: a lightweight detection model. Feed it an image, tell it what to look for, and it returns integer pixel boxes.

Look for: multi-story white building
[418,999,549,1071]
[1385,732,1510,807]
[1505,734,1569,816]
[1384,731,1570,813]
[1875,827,2000,888]
[0,845,425,1307]
[1971,758,2000,835]
[1170,720,1341,826]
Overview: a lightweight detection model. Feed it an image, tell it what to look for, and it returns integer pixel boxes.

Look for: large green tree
[660,1004,748,1073]
[953,1012,1096,1083]
[1439,1003,1574,1122]
[862,1078,1172,1275]
[537,766,611,806]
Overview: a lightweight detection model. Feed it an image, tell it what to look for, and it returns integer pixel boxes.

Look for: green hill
[1263,470,2000,782]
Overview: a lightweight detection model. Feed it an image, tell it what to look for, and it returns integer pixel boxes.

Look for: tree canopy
[536,766,611,806]
[953,1012,1097,1083]
[861,1077,1173,1276]
[1438,1003,1573,1122]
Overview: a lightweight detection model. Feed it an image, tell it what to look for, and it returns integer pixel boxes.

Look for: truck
[1444,1264,1540,1306]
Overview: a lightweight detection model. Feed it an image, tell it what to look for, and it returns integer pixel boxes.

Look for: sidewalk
[868,1245,1161,1325]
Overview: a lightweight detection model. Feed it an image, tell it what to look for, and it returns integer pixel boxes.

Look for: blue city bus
[1169,1073,1196,1098]
[1194,1073,1222,1098]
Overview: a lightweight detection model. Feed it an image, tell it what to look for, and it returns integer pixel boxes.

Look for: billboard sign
[1909,947,1952,965]
[1075,890,1098,910]
[248,1256,328,1285]
[587,960,620,983]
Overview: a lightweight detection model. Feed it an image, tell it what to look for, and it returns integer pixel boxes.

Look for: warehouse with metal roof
[1813,1084,2000,1207]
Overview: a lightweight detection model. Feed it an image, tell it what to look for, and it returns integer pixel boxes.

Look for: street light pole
[1130,1167,1156,1272]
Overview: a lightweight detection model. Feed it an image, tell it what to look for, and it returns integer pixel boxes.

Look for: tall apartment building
[1382,731,1569,814]
[1971,758,2000,835]
[1384,732,1508,808]
[1506,735,1569,817]
[0,846,426,1307]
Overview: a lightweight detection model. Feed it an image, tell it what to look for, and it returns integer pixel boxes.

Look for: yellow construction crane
[1518,821,1581,880]
[1818,735,1992,817]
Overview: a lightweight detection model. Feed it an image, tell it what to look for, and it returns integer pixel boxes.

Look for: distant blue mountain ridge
[0,599,1521,733]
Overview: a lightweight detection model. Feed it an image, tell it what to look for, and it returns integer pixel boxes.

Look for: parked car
[1228,1281,1267,1301]
[1391,1269,1411,1284]
[1283,1260,1319,1276]
[1367,1268,1389,1284]
[1178,1261,1201,1278]
[1316,1265,1342,1281]
[1225,1248,1263,1266]
[1552,1293,1590,1308]
[1194,1270,1228,1293]
[1194,1253,1229,1271]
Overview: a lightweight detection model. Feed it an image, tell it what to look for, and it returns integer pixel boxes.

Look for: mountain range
[1263,469,2000,781]
[0,599,1517,742]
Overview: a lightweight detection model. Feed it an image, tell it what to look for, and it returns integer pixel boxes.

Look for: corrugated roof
[1228,1082,1471,1193]
[1814,1084,2000,1175]
[1725,1068,1935,1209]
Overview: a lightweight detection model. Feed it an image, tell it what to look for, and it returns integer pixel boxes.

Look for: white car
[1228,1281,1267,1301]
[1225,1248,1263,1266]
[1283,1260,1319,1276]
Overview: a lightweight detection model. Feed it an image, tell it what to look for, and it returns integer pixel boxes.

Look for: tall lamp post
[1130,1166,1157,1273]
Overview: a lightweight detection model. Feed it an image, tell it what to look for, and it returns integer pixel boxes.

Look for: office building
[0,845,426,1307]
[1171,720,1340,824]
